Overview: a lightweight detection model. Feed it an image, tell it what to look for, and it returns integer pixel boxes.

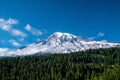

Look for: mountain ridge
[0,32,119,57]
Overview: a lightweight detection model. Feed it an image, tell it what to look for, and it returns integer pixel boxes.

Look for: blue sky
[0,0,120,49]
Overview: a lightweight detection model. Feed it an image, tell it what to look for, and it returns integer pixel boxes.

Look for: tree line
[0,47,120,80]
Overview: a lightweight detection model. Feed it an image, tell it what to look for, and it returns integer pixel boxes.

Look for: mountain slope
[0,32,119,56]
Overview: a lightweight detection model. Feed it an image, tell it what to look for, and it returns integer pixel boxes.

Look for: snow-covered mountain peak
[52,32,64,37]
[0,32,120,57]
[51,32,77,38]
[44,32,82,45]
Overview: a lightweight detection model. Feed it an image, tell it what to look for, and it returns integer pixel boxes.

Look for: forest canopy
[0,47,120,80]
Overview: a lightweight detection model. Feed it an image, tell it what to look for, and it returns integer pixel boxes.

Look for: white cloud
[88,37,96,40]
[0,18,27,37]
[0,18,18,31]
[88,32,105,40]
[0,18,5,22]
[9,39,21,47]
[25,24,31,31]
[25,24,42,36]
[97,32,105,37]
[5,18,18,25]
[1,25,11,31]
[0,48,9,52]
[11,29,27,37]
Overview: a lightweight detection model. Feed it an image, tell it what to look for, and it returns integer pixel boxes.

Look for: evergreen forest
[0,47,120,80]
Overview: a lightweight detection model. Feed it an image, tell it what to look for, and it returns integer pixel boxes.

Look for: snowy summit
[0,32,119,57]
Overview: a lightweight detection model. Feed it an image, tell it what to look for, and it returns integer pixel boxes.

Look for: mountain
[0,32,119,57]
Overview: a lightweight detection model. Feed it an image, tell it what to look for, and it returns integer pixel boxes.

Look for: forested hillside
[0,47,120,80]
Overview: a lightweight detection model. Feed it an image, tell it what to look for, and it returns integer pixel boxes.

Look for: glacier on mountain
[0,32,119,57]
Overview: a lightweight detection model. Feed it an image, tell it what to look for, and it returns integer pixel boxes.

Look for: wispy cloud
[0,18,18,31]
[8,39,21,47]
[25,24,42,36]
[0,18,27,37]
[97,32,105,37]
[88,32,105,40]
[11,29,27,37]
[0,18,47,48]
[5,18,18,24]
